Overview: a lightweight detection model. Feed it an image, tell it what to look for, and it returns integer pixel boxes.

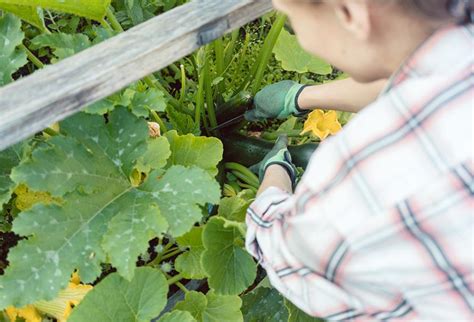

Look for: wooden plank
[0,0,273,151]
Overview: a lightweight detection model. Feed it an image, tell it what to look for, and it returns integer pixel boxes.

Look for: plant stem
[214,38,225,99]
[224,29,239,67]
[250,13,286,95]
[225,162,260,187]
[261,129,303,141]
[178,64,186,106]
[106,7,124,32]
[175,281,189,293]
[160,249,182,261]
[149,110,167,134]
[231,171,259,189]
[20,44,44,69]
[167,273,184,286]
[43,127,59,137]
[195,62,205,126]
[204,56,218,131]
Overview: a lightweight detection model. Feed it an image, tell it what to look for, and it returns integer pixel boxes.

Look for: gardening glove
[250,135,297,187]
[244,80,308,121]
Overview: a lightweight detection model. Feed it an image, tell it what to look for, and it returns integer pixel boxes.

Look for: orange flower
[301,110,342,140]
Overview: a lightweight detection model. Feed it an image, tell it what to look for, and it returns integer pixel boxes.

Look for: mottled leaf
[0,142,25,206]
[285,299,324,322]
[273,29,332,75]
[69,267,168,322]
[131,88,167,118]
[241,287,289,322]
[174,291,242,322]
[202,217,256,295]
[0,14,27,86]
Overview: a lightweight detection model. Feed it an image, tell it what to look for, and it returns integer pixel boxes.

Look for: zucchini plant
[0,1,339,321]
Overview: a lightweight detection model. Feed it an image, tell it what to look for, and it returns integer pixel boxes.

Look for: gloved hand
[244,80,308,121]
[250,135,297,186]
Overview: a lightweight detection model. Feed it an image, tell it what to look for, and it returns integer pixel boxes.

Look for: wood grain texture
[0,0,272,151]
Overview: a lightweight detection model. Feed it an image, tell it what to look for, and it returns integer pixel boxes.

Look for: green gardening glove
[250,135,298,187]
[244,80,308,121]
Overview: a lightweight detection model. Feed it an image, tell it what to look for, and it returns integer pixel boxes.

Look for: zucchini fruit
[215,91,253,124]
[221,132,318,169]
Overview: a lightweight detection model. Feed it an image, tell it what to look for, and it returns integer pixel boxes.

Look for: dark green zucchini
[215,91,253,124]
[221,132,318,169]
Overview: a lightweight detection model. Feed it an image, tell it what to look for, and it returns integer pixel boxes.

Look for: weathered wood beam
[0,0,272,151]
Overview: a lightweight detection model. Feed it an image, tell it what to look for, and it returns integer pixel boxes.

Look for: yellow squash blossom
[301,109,342,140]
[5,272,92,322]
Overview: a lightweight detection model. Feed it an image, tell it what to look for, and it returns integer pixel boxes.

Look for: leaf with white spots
[202,217,257,295]
[164,130,223,177]
[31,32,91,62]
[0,108,218,309]
[241,287,289,322]
[131,88,167,118]
[68,267,168,322]
[158,310,197,322]
[0,13,27,86]
[285,299,323,322]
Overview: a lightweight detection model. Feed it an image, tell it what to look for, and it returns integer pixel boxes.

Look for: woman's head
[273,0,472,82]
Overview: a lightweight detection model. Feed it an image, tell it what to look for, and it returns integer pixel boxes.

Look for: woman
[245,0,473,320]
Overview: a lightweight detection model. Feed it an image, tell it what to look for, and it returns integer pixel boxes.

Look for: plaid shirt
[246,24,473,321]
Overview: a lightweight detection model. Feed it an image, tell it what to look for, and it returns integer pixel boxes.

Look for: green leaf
[217,195,251,222]
[174,291,243,322]
[164,130,223,177]
[31,33,91,61]
[166,106,200,136]
[0,13,27,86]
[0,0,111,21]
[135,136,171,174]
[241,287,289,322]
[0,143,24,206]
[0,4,45,30]
[158,310,197,322]
[0,108,218,308]
[285,299,323,322]
[131,88,167,118]
[202,217,256,295]
[175,227,206,279]
[273,29,332,75]
[141,166,220,237]
[69,267,168,322]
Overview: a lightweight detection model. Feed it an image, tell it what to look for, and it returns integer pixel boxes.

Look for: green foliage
[0,0,111,21]
[241,287,289,322]
[0,14,27,86]
[159,310,197,322]
[175,227,206,279]
[69,267,168,322]
[31,32,91,61]
[202,217,257,295]
[174,291,243,322]
[285,299,323,322]
[166,106,200,136]
[0,143,24,207]
[0,4,45,30]
[217,194,252,222]
[273,29,332,75]
[164,130,223,177]
[0,108,220,308]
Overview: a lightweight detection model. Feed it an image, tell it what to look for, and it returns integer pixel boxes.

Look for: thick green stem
[204,57,218,130]
[20,43,44,69]
[195,62,205,126]
[224,29,239,67]
[175,281,189,293]
[214,38,225,97]
[149,110,167,134]
[226,162,260,188]
[160,249,182,261]
[250,14,286,95]
[261,129,304,140]
[178,64,186,106]
[106,7,124,32]
[167,273,184,286]
[43,127,59,137]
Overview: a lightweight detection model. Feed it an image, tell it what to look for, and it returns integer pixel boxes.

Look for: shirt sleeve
[245,159,473,321]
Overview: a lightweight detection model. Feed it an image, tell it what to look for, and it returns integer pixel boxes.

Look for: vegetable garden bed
[0,1,351,321]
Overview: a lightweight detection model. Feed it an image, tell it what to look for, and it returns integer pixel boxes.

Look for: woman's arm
[297,77,387,113]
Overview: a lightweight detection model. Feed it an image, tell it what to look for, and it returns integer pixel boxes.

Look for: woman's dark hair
[407,0,473,23]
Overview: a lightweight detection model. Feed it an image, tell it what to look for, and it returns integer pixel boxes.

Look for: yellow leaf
[14,184,60,211]
[301,109,342,140]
